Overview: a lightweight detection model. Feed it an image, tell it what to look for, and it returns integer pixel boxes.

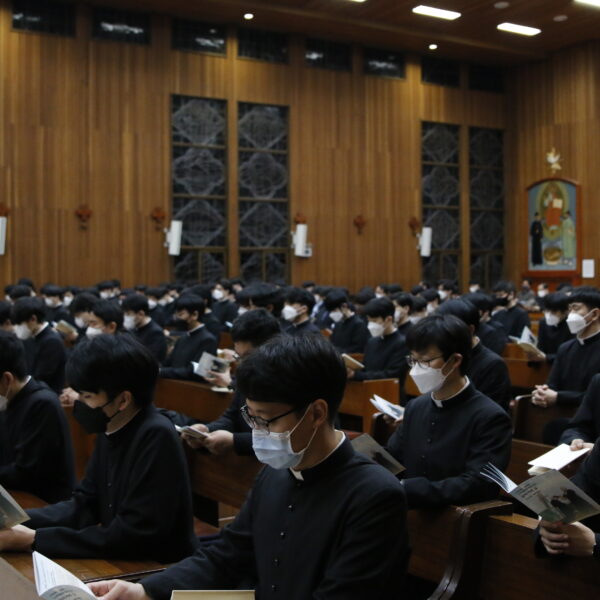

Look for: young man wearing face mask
[534,292,573,364]
[463,292,508,357]
[144,286,169,328]
[40,284,73,326]
[160,294,217,381]
[532,287,600,413]
[86,300,124,340]
[0,334,197,561]
[0,331,75,503]
[68,292,99,340]
[409,295,428,325]
[90,334,409,600]
[210,279,238,329]
[385,314,512,508]
[325,289,369,354]
[490,280,531,337]
[121,294,167,363]
[437,279,456,303]
[348,297,408,384]
[281,287,320,336]
[11,297,66,394]
[392,292,414,336]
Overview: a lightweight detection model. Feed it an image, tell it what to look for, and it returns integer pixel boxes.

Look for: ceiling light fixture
[428,43,438,50]
[574,0,600,7]
[412,5,461,20]
[553,14,568,21]
[346,0,367,2]
[497,22,541,36]
[243,13,254,20]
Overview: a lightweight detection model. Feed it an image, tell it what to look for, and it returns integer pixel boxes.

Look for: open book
[55,320,78,336]
[510,326,545,359]
[0,484,29,529]
[192,352,229,379]
[481,463,600,523]
[342,354,364,370]
[527,443,591,476]
[171,593,254,599]
[351,433,405,476]
[33,551,95,600]
[175,424,209,440]
[369,394,404,421]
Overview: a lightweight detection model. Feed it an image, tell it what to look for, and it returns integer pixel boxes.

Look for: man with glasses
[89,335,410,600]
[385,314,512,508]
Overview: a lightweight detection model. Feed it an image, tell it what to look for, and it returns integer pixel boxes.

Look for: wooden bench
[339,379,399,433]
[219,331,233,349]
[511,395,576,443]
[63,406,96,480]
[505,357,551,391]
[479,514,599,600]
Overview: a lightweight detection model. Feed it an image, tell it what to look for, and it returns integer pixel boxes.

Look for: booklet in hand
[175,425,209,440]
[527,443,591,476]
[192,352,229,379]
[342,354,364,370]
[351,433,405,476]
[481,462,600,524]
[369,394,404,421]
[55,320,78,336]
[0,484,29,530]
[33,551,95,600]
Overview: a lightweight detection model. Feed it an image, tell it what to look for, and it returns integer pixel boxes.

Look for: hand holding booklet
[175,424,209,440]
[192,352,229,379]
[0,484,29,529]
[527,443,591,476]
[369,394,404,421]
[481,462,600,523]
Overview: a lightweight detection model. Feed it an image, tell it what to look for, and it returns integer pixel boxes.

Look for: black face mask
[73,399,117,434]
[495,296,509,307]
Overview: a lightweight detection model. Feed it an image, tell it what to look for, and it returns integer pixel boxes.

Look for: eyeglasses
[406,354,444,369]
[240,404,303,433]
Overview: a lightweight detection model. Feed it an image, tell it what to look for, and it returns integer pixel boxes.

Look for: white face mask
[0,390,8,411]
[251,405,317,470]
[44,297,57,308]
[14,324,32,340]
[426,302,436,315]
[375,293,385,299]
[100,291,111,300]
[282,305,299,322]
[394,308,403,323]
[469,286,479,293]
[75,317,86,330]
[86,326,103,339]
[329,309,343,323]
[544,311,560,327]
[212,289,224,301]
[409,360,450,394]
[367,321,385,338]
[63,296,73,308]
[123,315,137,331]
[438,290,448,301]
[148,299,158,310]
[158,298,169,306]
[566,311,591,335]
[409,315,423,325]
[537,290,548,298]
[238,306,248,316]
[313,295,322,305]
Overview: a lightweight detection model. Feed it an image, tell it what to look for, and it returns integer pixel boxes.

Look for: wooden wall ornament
[408,216,421,237]
[546,148,562,174]
[353,215,366,235]
[75,205,92,230]
[150,207,167,231]
[293,212,307,225]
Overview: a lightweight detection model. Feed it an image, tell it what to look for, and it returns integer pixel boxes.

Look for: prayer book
[175,425,209,440]
[510,326,546,359]
[192,352,229,378]
[527,444,591,476]
[0,484,28,529]
[55,320,78,336]
[480,463,600,523]
[351,433,405,476]
[369,394,404,421]
[342,354,364,370]
[33,551,95,600]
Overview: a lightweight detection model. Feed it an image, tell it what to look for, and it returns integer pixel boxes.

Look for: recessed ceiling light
[494,1,510,8]
[574,0,600,7]
[346,0,367,2]
[553,14,568,22]
[412,5,461,20]
[428,43,438,50]
[497,22,541,36]
[243,13,254,20]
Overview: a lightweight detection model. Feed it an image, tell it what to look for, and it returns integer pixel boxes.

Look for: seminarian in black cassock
[121,294,167,363]
[559,373,600,445]
[21,335,196,562]
[0,332,75,504]
[325,290,370,354]
[490,280,531,338]
[536,292,573,363]
[91,335,409,600]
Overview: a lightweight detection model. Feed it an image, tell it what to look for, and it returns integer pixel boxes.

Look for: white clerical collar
[431,377,470,408]
[33,322,49,337]
[290,430,345,480]
[577,328,600,345]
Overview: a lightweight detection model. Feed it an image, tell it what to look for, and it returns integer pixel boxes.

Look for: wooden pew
[479,514,599,600]
[507,439,552,485]
[63,406,96,481]
[407,500,513,599]
[339,379,399,433]
[505,357,551,391]
[511,395,575,443]
[219,331,233,349]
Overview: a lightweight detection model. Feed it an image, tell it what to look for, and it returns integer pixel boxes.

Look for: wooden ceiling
[91,0,600,65]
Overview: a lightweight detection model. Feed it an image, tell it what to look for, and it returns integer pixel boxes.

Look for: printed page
[528,444,591,470]
[342,354,364,370]
[0,484,29,529]
[193,353,228,378]
[369,394,404,420]
[351,433,405,475]
[175,425,209,440]
[33,552,94,600]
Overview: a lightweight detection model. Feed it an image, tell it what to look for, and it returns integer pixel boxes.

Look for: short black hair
[146,286,168,300]
[236,283,279,309]
[235,334,346,424]
[66,334,158,407]
[438,279,456,292]
[9,284,33,301]
[92,300,124,330]
[364,297,395,319]
[392,292,414,310]
[556,282,573,293]
[301,281,316,289]
[422,289,440,303]
[406,314,471,374]
[71,292,99,315]
[462,292,494,314]
[121,293,149,314]
[11,297,46,324]
[17,277,36,291]
[492,280,516,295]
[40,284,65,298]
[324,290,349,312]
[353,288,375,306]
[96,280,115,291]
[387,283,403,295]
[411,285,424,295]
[0,301,11,325]
[216,278,234,294]
[285,287,316,312]
[0,331,28,379]
[411,296,427,313]
[569,286,600,310]
[231,308,281,346]
[174,294,206,317]
[436,298,480,330]
[542,292,570,312]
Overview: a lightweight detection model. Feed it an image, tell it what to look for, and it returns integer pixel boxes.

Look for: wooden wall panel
[504,41,600,288]
[0,0,507,291]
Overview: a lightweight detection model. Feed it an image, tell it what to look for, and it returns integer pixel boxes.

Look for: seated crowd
[0,274,599,599]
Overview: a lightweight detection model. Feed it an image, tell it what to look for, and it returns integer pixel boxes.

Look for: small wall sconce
[151,207,167,231]
[353,215,366,234]
[75,205,93,230]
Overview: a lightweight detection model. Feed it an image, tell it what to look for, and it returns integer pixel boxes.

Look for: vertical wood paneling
[0,1,507,290]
